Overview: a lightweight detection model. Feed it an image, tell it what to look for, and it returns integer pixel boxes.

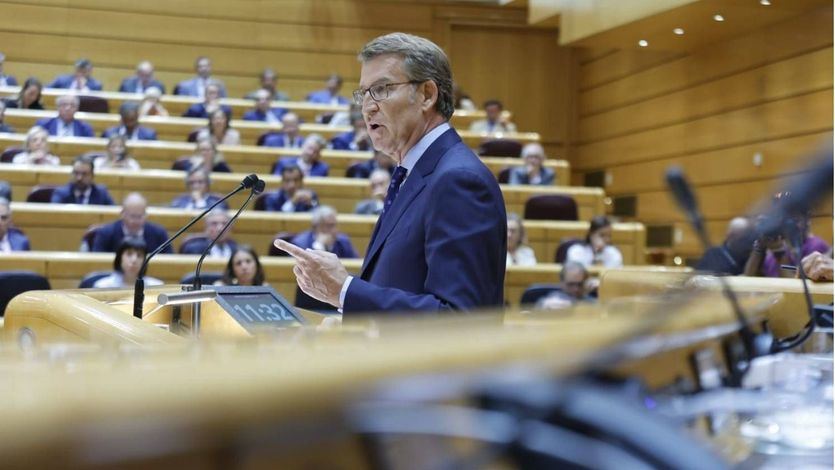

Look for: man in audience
[242,89,287,123]
[272,134,329,177]
[176,56,227,98]
[307,74,350,124]
[170,168,228,210]
[92,192,172,253]
[696,217,755,275]
[331,110,372,151]
[291,206,358,258]
[102,102,157,140]
[354,169,389,215]
[260,112,304,148]
[0,52,17,87]
[261,165,318,212]
[469,99,517,133]
[0,198,30,252]
[347,149,395,178]
[0,101,13,133]
[508,143,554,185]
[35,95,95,137]
[119,61,166,94]
[182,81,230,119]
[50,155,115,205]
[48,58,103,91]
[536,262,593,310]
[244,68,290,101]
[179,208,237,258]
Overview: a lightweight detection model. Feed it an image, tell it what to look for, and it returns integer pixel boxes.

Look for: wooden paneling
[579,49,682,91]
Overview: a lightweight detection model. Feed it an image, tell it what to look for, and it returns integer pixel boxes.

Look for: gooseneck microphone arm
[193,179,265,290]
[132,174,259,319]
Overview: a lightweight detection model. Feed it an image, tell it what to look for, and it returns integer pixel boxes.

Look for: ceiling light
[673,28,685,35]
[638,39,649,47]
[713,14,725,22]
[760,0,771,5]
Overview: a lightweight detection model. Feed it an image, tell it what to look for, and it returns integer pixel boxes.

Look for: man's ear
[420,80,438,112]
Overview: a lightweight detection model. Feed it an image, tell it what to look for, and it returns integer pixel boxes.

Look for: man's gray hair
[358,33,454,120]
[56,94,80,107]
[0,197,10,210]
[304,133,327,148]
[311,205,336,227]
[560,261,588,282]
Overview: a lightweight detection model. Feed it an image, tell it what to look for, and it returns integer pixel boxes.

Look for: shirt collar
[400,122,450,173]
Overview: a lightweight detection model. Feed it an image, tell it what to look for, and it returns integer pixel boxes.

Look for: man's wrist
[338,275,353,313]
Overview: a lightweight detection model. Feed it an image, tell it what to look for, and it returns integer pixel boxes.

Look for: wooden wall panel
[579,48,683,91]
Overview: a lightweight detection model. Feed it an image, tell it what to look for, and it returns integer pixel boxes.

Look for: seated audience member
[12,126,60,165]
[119,61,166,94]
[291,205,358,258]
[331,109,372,151]
[0,101,13,133]
[260,112,304,148]
[508,143,554,186]
[307,74,350,124]
[744,192,831,277]
[91,192,172,254]
[0,52,17,86]
[696,217,755,275]
[217,245,266,286]
[176,56,227,98]
[261,165,318,212]
[182,81,230,119]
[453,82,476,111]
[102,102,157,141]
[242,89,287,123]
[48,58,102,91]
[35,95,95,138]
[0,181,12,201]
[183,137,232,173]
[566,215,623,268]
[469,99,517,133]
[3,77,43,110]
[536,262,594,310]
[0,198,30,252]
[170,168,228,210]
[506,212,536,267]
[347,149,395,178]
[179,208,237,258]
[196,108,240,146]
[137,87,169,117]
[51,155,115,205]
[354,169,390,215]
[244,68,290,101]
[92,238,163,288]
[801,251,834,282]
[94,136,141,171]
[272,134,329,177]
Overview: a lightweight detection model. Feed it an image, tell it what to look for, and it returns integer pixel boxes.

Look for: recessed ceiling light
[673,28,685,35]
[713,14,725,22]
[638,39,649,47]
[760,0,771,5]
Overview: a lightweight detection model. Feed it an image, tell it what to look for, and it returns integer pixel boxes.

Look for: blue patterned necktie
[382,166,408,216]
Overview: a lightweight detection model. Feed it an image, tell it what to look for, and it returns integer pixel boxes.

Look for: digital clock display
[210,286,304,332]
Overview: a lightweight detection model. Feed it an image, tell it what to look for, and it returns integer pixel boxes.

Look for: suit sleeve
[49,187,66,203]
[79,122,95,138]
[91,227,110,252]
[345,168,505,313]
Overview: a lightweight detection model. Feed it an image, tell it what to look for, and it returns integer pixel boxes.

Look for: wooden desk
[0,134,570,186]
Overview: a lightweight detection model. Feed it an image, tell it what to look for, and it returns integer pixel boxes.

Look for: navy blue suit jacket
[242,108,287,122]
[35,117,95,138]
[101,125,158,140]
[118,77,166,94]
[343,128,507,314]
[260,133,304,148]
[261,189,318,212]
[51,183,115,205]
[179,236,237,255]
[175,78,227,97]
[291,230,358,259]
[0,75,17,86]
[306,89,350,105]
[48,74,103,91]
[169,193,229,210]
[273,157,329,177]
[91,220,172,254]
[182,103,232,119]
[6,229,30,251]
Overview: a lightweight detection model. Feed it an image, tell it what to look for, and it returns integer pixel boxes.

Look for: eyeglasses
[352,80,422,105]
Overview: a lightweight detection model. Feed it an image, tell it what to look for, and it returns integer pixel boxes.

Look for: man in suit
[242,89,287,123]
[48,58,103,91]
[169,168,228,210]
[244,68,290,101]
[35,95,95,137]
[291,206,358,259]
[347,150,396,178]
[92,192,172,253]
[536,262,594,310]
[469,99,517,134]
[175,56,227,98]
[259,112,304,148]
[507,142,555,186]
[102,102,157,141]
[0,198,30,252]
[51,155,115,205]
[261,165,318,213]
[307,74,351,124]
[331,110,372,151]
[119,61,166,94]
[276,32,507,314]
[272,134,329,177]
[182,81,230,119]
[179,208,237,258]
[0,52,17,87]
[354,169,389,215]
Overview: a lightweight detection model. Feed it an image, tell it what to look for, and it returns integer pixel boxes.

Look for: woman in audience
[137,86,168,117]
[93,238,163,288]
[94,135,141,171]
[507,212,536,267]
[217,245,266,286]
[170,167,228,210]
[184,136,231,173]
[508,143,554,186]
[196,109,240,146]
[565,215,623,268]
[12,126,60,165]
[4,78,43,110]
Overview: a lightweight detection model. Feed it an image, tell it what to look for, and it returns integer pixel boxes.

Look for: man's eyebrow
[359,77,393,89]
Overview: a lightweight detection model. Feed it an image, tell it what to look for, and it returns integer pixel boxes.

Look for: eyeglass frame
[352,80,424,106]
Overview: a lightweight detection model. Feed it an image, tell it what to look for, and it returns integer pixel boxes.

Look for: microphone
[132,174,259,319]
[665,166,705,238]
[192,178,266,290]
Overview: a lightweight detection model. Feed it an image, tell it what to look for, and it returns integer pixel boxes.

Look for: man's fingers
[274,239,313,260]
